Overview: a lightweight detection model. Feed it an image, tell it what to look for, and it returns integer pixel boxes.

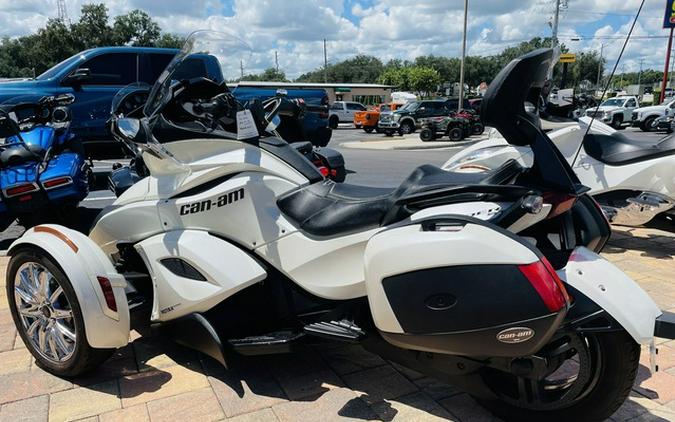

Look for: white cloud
[0,0,669,78]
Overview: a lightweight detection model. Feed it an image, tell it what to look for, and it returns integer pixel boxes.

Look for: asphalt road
[0,125,665,248]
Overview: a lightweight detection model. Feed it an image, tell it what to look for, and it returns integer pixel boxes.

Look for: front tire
[364,127,374,133]
[419,128,436,142]
[640,116,655,132]
[7,247,114,377]
[471,122,485,135]
[448,127,464,141]
[398,120,415,135]
[479,330,640,422]
[611,116,624,130]
[329,116,339,129]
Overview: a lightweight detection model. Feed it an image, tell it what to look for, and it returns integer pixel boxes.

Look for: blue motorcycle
[0,94,90,229]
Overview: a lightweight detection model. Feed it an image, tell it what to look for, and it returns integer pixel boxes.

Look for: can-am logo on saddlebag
[179,188,244,216]
[496,327,535,344]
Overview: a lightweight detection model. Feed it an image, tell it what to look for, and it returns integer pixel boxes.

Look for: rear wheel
[478,330,639,422]
[448,127,464,141]
[364,127,374,133]
[7,248,114,377]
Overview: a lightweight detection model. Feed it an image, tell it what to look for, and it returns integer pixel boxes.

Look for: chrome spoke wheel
[14,262,77,363]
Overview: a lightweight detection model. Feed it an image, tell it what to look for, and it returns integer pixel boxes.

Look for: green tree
[154,33,185,49]
[378,67,410,91]
[240,67,289,82]
[112,10,161,46]
[71,3,113,50]
[408,66,440,97]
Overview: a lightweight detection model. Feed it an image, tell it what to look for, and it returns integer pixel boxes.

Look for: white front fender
[8,225,130,349]
[559,247,661,345]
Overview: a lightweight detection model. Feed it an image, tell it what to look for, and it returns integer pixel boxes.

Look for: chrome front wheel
[7,248,114,377]
[14,262,77,363]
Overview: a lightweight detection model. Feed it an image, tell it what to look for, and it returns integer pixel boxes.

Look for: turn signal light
[518,258,570,312]
[96,276,118,312]
[543,192,577,219]
[42,176,72,189]
[5,183,38,197]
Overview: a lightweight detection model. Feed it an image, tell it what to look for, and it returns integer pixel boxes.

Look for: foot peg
[304,319,366,342]
[227,331,305,355]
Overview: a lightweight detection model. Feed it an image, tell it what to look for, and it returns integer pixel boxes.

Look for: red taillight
[96,276,117,312]
[42,176,72,189]
[18,195,32,202]
[543,192,577,219]
[5,183,38,197]
[518,258,570,312]
[318,166,329,177]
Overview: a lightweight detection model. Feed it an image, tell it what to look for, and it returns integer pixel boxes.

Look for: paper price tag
[236,109,260,140]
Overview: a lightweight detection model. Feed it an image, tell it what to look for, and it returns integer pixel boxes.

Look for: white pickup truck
[328,101,366,129]
[632,98,675,131]
[586,95,639,130]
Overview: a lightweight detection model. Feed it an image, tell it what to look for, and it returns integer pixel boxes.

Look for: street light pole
[458,0,468,112]
[551,0,561,47]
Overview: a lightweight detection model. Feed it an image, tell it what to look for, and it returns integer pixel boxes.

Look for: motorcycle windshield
[0,95,47,140]
[111,82,152,117]
[143,30,252,119]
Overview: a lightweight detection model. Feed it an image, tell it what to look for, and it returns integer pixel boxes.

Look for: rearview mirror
[112,117,147,146]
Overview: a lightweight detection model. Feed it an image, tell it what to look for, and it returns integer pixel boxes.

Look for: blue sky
[0,0,665,79]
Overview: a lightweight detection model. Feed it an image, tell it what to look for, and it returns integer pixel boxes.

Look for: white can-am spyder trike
[5,32,675,422]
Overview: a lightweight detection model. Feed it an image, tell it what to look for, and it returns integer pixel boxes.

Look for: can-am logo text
[496,327,535,344]
[179,188,244,216]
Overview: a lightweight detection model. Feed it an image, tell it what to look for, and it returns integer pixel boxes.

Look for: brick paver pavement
[0,224,674,421]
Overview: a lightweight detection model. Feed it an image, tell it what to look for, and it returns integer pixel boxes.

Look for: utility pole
[551,0,561,47]
[637,58,644,95]
[661,27,674,104]
[458,0,468,112]
[596,43,604,88]
[275,51,279,73]
[240,60,244,80]
[323,39,328,83]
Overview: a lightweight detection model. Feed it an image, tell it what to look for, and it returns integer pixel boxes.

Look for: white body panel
[134,230,266,321]
[9,226,130,348]
[364,222,540,334]
[559,247,661,345]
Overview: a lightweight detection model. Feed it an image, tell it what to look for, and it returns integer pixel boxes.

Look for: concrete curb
[339,137,483,151]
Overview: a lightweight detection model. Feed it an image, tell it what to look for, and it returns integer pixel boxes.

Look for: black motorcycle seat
[277,159,523,237]
[0,144,46,167]
[583,132,675,166]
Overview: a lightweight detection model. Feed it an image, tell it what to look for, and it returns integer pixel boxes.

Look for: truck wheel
[364,127,374,133]
[448,127,464,141]
[419,128,436,142]
[478,330,639,422]
[6,247,114,377]
[611,116,624,130]
[398,120,415,135]
[639,116,656,132]
[329,116,339,129]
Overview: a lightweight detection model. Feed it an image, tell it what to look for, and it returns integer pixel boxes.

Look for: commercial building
[234,81,395,105]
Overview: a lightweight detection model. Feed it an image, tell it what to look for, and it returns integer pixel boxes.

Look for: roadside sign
[559,53,576,63]
[665,0,675,28]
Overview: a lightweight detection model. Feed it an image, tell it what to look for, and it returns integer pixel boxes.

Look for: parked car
[631,98,675,132]
[650,115,675,133]
[353,103,404,133]
[585,95,639,129]
[0,47,332,157]
[378,98,471,136]
[328,101,366,128]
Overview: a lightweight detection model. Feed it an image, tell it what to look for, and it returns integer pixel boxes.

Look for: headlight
[604,111,613,119]
[392,114,401,122]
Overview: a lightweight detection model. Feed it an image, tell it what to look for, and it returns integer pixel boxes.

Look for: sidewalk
[0,224,674,421]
